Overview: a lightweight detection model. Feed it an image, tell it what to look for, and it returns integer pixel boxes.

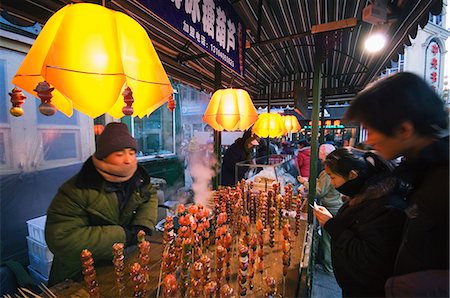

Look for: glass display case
[235,154,299,193]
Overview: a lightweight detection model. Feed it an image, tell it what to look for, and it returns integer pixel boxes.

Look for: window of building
[0,45,93,174]
[429,13,442,26]
[133,103,175,158]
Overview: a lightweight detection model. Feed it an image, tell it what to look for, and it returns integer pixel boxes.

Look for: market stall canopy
[10,3,173,118]
[1,0,443,106]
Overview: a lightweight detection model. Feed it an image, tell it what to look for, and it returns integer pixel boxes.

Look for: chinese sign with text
[139,0,246,76]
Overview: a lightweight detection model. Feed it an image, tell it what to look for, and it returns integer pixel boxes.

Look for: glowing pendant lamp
[12,3,173,118]
[283,115,301,133]
[252,112,287,138]
[202,88,259,131]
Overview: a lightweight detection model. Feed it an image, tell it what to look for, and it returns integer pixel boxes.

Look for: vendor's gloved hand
[123,226,138,247]
[123,225,153,247]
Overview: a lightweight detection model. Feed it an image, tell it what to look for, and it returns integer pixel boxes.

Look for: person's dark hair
[345,72,448,137]
[242,128,253,140]
[325,147,394,179]
[324,147,367,179]
[297,139,310,147]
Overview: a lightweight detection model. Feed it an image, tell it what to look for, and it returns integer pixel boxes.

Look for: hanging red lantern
[34,81,56,116]
[122,86,134,116]
[9,87,27,117]
[167,95,176,112]
[94,124,105,135]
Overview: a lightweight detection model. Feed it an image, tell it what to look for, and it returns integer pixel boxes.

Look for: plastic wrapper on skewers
[248,234,258,291]
[238,244,249,297]
[269,207,276,248]
[215,244,226,290]
[256,219,265,276]
[264,276,277,298]
[204,280,218,298]
[220,283,235,298]
[80,249,100,298]
[189,260,204,297]
[130,262,147,297]
[163,274,178,298]
[112,243,125,296]
[180,238,193,297]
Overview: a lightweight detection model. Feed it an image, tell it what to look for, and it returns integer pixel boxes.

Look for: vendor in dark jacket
[221,129,259,186]
[345,72,449,297]
[313,148,407,297]
[45,122,158,286]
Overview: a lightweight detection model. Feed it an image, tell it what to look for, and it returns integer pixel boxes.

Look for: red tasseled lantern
[122,87,134,116]
[9,87,27,117]
[34,81,56,116]
[167,95,176,112]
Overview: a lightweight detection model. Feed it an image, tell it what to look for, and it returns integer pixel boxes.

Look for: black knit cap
[94,122,138,159]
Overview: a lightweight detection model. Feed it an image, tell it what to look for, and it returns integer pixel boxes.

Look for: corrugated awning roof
[0,0,443,106]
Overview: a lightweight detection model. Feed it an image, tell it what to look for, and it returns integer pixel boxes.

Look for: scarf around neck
[92,155,137,183]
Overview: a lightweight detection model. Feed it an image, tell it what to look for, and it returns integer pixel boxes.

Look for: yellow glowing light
[12,3,173,118]
[202,88,259,131]
[283,115,300,133]
[253,113,287,138]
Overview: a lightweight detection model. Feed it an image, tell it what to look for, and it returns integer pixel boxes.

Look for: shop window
[0,131,6,164]
[133,104,175,157]
[41,130,79,161]
[178,84,212,145]
[37,109,78,125]
[0,46,93,174]
[429,13,442,26]
[0,60,7,123]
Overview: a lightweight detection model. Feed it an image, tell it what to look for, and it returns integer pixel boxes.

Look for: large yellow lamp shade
[283,115,301,133]
[252,112,287,138]
[202,89,259,131]
[12,3,173,118]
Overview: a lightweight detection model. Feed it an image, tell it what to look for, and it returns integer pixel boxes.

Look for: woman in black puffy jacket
[313,147,407,297]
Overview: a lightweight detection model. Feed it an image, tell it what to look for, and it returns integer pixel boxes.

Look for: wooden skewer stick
[19,287,41,298]
[156,245,169,298]
[37,283,57,298]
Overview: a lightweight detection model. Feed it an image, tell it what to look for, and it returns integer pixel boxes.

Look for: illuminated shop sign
[139,0,246,76]
[303,120,344,129]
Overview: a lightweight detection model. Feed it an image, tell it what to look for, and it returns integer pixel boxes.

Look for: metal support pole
[308,52,322,224]
[213,61,222,190]
[319,94,326,144]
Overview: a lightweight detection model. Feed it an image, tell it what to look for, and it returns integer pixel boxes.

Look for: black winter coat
[393,136,449,275]
[221,137,251,186]
[324,176,407,297]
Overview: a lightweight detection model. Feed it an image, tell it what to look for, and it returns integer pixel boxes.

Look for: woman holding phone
[312,147,407,297]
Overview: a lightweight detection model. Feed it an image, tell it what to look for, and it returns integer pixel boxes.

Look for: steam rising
[188,149,218,207]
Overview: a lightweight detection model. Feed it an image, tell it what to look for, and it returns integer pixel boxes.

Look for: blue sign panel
[138,0,246,77]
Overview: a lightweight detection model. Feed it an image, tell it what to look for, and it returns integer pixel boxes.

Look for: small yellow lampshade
[253,112,287,138]
[12,3,173,118]
[283,115,300,133]
[202,88,259,131]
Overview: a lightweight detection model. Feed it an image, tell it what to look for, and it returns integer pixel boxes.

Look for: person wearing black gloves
[45,122,157,286]
[312,148,407,297]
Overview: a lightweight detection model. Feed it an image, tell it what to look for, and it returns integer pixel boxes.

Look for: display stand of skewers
[77,180,308,298]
